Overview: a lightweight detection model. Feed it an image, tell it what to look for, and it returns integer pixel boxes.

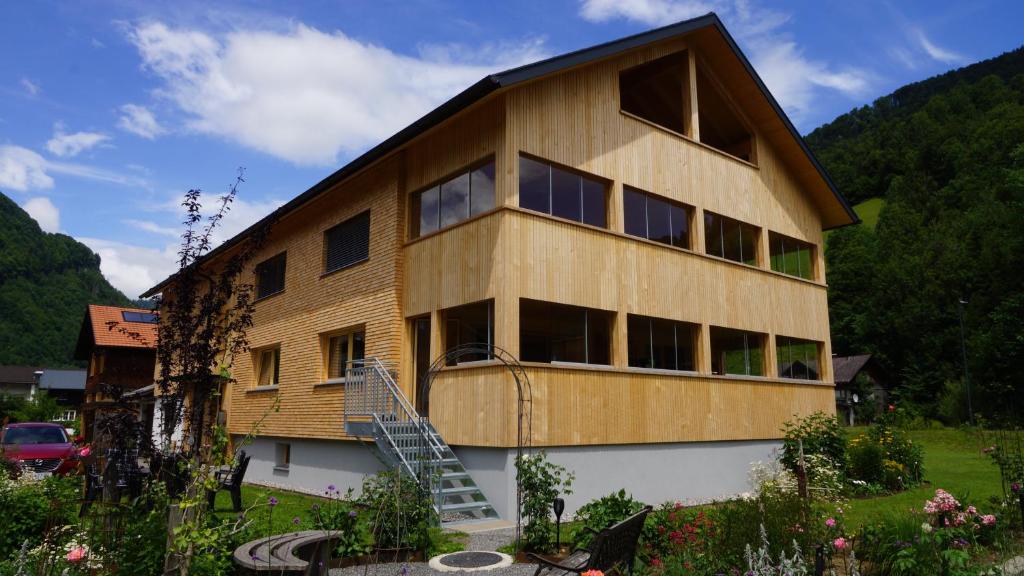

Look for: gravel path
[465,527,516,552]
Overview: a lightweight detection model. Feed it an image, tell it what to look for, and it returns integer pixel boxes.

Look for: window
[324,211,370,273]
[443,300,494,365]
[410,160,496,238]
[710,327,764,376]
[623,187,692,249]
[519,156,607,228]
[255,252,287,299]
[121,311,158,323]
[627,314,696,371]
[325,329,366,380]
[696,64,754,162]
[769,232,815,280]
[255,347,281,387]
[704,211,759,266]
[520,299,612,365]
[619,51,690,134]
[776,336,821,380]
[275,443,290,470]
[53,410,77,422]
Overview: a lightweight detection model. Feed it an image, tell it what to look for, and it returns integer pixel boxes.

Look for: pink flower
[78,446,91,458]
[833,537,847,550]
[981,515,996,526]
[66,547,87,563]
[825,517,836,528]
[967,505,977,515]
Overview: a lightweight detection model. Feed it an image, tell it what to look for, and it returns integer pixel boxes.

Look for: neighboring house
[832,354,890,426]
[74,305,158,441]
[143,14,857,520]
[0,366,40,400]
[38,369,87,422]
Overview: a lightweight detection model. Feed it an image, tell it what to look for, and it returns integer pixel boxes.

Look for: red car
[1,422,79,476]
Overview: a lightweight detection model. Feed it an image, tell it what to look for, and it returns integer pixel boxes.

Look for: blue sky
[1,0,1020,297]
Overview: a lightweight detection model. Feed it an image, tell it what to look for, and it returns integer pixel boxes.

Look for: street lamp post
[957,298,974,426]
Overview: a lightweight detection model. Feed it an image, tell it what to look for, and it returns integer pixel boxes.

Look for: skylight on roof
[122,311,158,324]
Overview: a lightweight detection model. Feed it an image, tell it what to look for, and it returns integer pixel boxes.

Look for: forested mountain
[0,192,129,367]
[807,47,1024,423]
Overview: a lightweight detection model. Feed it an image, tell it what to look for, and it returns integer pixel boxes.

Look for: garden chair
[206,451,250,511]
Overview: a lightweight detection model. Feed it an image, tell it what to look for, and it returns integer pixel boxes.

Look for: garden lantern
[553,497,565,551]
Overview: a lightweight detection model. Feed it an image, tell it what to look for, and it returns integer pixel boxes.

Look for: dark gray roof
[39,369,87,390]
[0,366,39,384]
[142,12,857,298]
[832,354,873,385]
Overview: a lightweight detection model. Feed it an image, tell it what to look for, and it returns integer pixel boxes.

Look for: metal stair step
[441,471,471,481]
[441,501,494,513]
[440,486,483,497]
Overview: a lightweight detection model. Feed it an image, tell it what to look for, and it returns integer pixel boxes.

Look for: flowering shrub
[516,450,574,553]
[572,489,646,549]
[639,502,722,574]
[847,415,923,491]
[311,484,373,558]
[780,412,847,477]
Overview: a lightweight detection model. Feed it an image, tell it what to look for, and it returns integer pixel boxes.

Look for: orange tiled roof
[86,304,158,349]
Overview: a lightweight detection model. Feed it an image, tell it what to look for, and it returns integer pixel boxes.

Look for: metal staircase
[343,358,498,524]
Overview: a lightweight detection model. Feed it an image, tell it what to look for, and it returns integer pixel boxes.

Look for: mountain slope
[0,192,129,367]
[807,47,1024,422]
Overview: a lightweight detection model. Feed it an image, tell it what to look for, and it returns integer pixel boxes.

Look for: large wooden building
[145,14,856,518]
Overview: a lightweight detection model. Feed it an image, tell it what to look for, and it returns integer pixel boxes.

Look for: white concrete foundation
[239,436,778,518]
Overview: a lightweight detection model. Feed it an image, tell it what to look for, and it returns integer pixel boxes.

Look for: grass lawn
[852,197,886,230]
[210,484,329,535]
[843,427,1008,529]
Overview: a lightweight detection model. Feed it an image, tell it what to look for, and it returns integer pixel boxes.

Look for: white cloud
[20,78,40,96]
[22,197,60,232]
[0,146,54,191]
[46,124,111,157]
[117,104,166,139]
[124,218,180,237]
[126,21,546,165]
[577,0,870,122]
[0,144,148,192]
[79,237,180,298]
[912,28,964,65]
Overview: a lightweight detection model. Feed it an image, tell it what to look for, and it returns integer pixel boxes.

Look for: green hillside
[0,192,129,367]
[808,46,1024,423]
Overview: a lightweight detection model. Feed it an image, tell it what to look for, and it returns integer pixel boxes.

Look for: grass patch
[853,197,885,229]
[210,484,329,535]
[843,427,1004,529]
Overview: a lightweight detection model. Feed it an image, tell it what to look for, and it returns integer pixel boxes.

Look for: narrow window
[710,327,764,376]
[520,299,612,365]
[518,155,607,228]
[275,443,290,470]
[776,336,821,380]
[619,51,689,134]
[325,329,366,380]
[256,347,281,387]
[622,187,692,249]
[769,232,816,280]
[255,252,287,299]
[411,159,496,238]
[324,210,370,273]
[627,314,697,371]
[443,300,494,365]
[704,211,760,266]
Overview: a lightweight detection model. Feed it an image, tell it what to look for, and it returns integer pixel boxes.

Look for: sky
[1,0,1021,298]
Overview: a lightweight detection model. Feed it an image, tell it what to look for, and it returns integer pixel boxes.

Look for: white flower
[921,522,933,534]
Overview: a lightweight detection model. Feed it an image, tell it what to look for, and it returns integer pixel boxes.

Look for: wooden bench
[206,451,250,512]
[529,506,652,576]
[233,530,339,576]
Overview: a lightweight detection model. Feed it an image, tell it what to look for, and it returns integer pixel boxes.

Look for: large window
[623,187,692,249]
[443,300,494,365]
[520,299,611,365]
[121,311,158,323]
[255,252,287,299]
[324,211,370,273]
[627,314,696,371]
[519,155,607,228]
[411,160,495,238]
[704,211,759,266]
[619,51,689,135]
[776,336,821,380]
[769,232,815,280]
[255,346,281,387]
[696,64,754,162]
[324,329,366,380]
[710,327,764,376]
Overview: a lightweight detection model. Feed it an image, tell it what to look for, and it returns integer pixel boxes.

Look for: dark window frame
[519,298,612,366]
[769,231,816,281]
[442,299,495,366]
[703,210,760,267]
[409,157,497,239]
[776,335,821,381]
[627,313,697,372]
[518,153,609,228]
[709,326,765,377]
[323,210,371,275]
[255,251,287,300]
[622,186,693,249]
[255,346,281,388]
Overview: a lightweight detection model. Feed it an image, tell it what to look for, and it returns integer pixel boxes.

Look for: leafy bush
[358,469,435,552]
[848,435,886,484]
[106,481,170,575]
[572,489,646,548]
[714,490,822,568]
[516,450,574,553]
[780,412,847,476]
[639,503,723,574]
[311,485,373,558]
[0,474,78,560]
[425,527,465,557]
